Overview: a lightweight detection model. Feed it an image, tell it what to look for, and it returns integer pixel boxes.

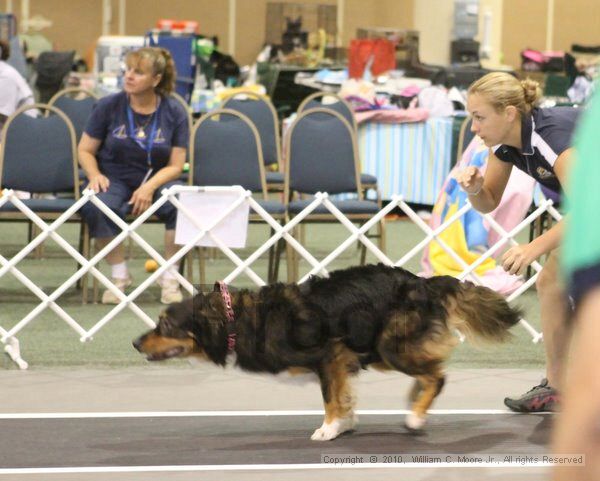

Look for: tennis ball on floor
[145,259,159,273]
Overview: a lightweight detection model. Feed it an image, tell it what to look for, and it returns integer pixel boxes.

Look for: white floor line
[0,462,554,475]
[0,409,555,419]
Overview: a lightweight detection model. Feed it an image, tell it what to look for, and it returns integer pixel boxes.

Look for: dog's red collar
[215,281,236,351]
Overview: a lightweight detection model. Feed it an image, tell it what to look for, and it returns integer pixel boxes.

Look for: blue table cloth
[358,117,454,204]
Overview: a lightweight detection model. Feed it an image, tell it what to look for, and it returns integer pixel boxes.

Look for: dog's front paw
[310,417,354,441]
[404,412,426,432]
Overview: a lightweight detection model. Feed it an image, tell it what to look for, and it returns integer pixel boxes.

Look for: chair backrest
[285,108,362,198]
[456,116,475,159]
[48,87,98,143]
[169,91,194,134]
[0,103,78,196]
[221,91,281,167]
[189,108,267,197]
[298,92,358,133]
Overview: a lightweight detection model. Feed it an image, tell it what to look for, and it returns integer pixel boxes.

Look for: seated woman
[78,47,189,304]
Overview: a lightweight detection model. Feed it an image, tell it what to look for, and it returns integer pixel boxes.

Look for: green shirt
[562,87,600,283]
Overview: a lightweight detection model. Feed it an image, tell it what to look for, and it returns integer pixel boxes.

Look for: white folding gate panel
[0,185,562,369]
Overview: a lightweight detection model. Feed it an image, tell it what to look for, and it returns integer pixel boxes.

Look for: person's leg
[537,251,569,388]
[504,251,568,412]
[552,286,600,481]
[81,180,132,303]
[164,229,178,259]
[95,237,126,266]
[154,182,183,304]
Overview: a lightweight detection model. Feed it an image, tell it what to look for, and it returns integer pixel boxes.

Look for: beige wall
[501,0,548,68]
[7,0,600,72]
[27,0,102,60]
[235,0,337,67]
[343,0,413,45]
[125,0,230,51]
[235,0,413,67]
[497,0,600,70]
[477,0,504,68]
[414,0,454,65]
[552,0,600,53]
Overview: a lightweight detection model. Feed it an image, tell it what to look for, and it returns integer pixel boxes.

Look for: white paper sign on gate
[174,190,249,248]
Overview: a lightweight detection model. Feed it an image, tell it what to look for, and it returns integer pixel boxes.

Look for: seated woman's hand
[129,183,156,216]
[88,174,110,193]
[457,166,484,195]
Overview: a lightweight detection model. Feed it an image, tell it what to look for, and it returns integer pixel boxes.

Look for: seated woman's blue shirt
[84,91,189,184]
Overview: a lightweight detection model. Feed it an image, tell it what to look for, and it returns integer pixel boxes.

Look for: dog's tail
[446,280,522,343]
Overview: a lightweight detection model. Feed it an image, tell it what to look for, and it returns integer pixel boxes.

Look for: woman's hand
[88,174,110,193]
[129,183,156,216]
[501,243,539,276]
[457,166,484,195]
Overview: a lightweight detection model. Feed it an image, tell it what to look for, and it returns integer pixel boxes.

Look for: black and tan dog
[133,264,521,441]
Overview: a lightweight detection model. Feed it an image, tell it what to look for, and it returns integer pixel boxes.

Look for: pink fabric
[420,136,535,295]
[485,169,536,248]
[399,85,421,97]
[355,108,429,124]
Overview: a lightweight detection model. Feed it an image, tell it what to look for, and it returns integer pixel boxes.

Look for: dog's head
[132,292,230,365]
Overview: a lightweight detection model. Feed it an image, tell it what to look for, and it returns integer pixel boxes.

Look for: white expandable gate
[0,185,562,369]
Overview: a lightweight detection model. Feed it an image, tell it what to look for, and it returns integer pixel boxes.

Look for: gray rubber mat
[0,414,552,468]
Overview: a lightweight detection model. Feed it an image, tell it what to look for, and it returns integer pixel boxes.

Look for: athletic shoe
[101,276,133,305]
[159,278,183,304]
[504,378,559,412]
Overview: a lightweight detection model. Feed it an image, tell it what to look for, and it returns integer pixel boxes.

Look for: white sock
[161,265,180,281]
[111,261,129,280]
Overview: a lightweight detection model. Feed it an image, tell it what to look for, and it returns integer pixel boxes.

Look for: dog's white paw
[310,417,355,441]
[405,412,426,431]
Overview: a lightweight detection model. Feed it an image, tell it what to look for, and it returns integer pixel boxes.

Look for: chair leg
[359,222,367,265]
[267,226,275,283]
[186,250,194,285]
[92,240,100,303]
[272,222,284,283]
[80,223,90,304]
[76,221,84,290]
[198,247,206,287]
[32,224,43,259]
[27,220,34,243]
[286,224,297,283]
[378,218,386,253]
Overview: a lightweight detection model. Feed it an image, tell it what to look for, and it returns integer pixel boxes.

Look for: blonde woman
[79,47,188,304]
[457,72,580,412]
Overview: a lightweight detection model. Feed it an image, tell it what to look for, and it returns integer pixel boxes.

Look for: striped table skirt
[358,117,454,205]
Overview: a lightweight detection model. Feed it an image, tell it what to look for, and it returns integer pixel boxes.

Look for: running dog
[133,264,521,441]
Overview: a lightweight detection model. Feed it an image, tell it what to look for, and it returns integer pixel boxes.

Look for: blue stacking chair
[298,92,380,200]
[189,108,286,283]
[284,108,386,281]
[221,91,284,192]
[0,103,90,301]
[48,87,99,143]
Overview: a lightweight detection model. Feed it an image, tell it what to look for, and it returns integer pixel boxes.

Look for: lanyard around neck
[126,96,160,167]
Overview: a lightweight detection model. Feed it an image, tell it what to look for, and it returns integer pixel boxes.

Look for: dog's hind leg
[405,373,446,431]
[407,379,423,408]
[311,344,359,441]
